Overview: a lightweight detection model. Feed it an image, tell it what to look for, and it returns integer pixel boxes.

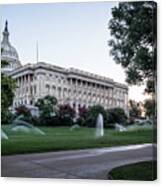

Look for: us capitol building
[1,21,129,114]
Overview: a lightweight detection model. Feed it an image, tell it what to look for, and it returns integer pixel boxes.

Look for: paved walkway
[1,144,156,179]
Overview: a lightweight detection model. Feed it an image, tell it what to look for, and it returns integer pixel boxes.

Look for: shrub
[77,106,89,126]
[35,95,57,126]
[106,107,127,125]
[15,105,31,116]
[56,104,75,126]
[84,105,107,128]
[15,105,33,123]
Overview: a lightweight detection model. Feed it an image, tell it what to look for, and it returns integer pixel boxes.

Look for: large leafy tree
[1,56,16,124]
[109,1,157,94]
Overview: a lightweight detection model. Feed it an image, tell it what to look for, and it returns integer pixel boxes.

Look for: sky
[0,1,149,102]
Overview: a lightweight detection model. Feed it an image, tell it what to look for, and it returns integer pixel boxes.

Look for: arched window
[46,84,50,94]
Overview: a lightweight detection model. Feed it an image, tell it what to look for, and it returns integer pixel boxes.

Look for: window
[58,87,61,97]
[46,84,50,93]
[30,87,33,95]
[34,85,36,94]
[30,75,33,82]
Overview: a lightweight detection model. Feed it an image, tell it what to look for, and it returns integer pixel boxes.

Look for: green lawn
[109,161,157,181]
[1,125,155,155]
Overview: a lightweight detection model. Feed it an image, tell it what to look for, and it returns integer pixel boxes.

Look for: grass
[109,161,157,181]
[1,125,155,155]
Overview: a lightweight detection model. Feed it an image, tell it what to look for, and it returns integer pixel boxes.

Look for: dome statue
[1,20,21,73]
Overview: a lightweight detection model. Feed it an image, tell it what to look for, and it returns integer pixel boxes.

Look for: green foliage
[106,107,127,125]
[109,1,157,94]
[129,100,142,118]
[1,74,16,108]
[35,95,57,113]
[35,95,57,125]
[84,105,107,127]
[1,58,16,124]
[82,105,127,127]
[1,59,9,68]
[1,110,14,125]
[144,99,156,119]
[145,80,155,94]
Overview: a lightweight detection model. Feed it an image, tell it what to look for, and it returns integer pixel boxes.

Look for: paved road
[1,144,156,180]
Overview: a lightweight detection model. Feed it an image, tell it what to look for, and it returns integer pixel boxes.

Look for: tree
[144,99,156,120]
[109,2,157,94]
[35,95,57,125]
[1,55,16,124]
[129,100,142,118]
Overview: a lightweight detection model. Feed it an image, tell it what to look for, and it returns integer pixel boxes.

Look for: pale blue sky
[1,2,147,101]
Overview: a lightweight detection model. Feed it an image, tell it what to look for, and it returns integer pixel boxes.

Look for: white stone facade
[9,62,129,113]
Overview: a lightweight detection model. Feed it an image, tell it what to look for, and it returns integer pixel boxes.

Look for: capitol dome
[1,21,21,73]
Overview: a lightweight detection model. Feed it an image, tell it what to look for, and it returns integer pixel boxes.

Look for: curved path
[1,144,156,179]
